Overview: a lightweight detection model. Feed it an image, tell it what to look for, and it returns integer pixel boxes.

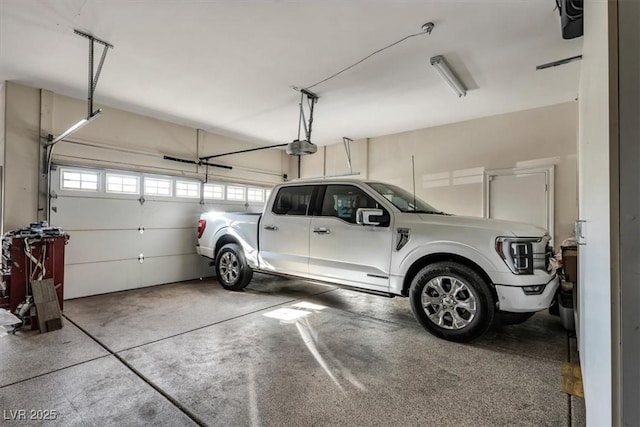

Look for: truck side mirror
[356,208,385,226]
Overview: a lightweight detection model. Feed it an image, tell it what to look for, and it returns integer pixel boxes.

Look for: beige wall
[288,138,369,181]
[4,83,41,230]
[0,82,5,166]
[49,92,286,184]
[299,102,578,244]
[0,82,5,232]
[1,82,287,232]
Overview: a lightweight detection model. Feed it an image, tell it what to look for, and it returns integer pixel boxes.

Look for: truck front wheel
[409,261,495,342]
[215,243,253,291]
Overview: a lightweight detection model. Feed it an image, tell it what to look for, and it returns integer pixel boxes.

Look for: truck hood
[409,213,548,237]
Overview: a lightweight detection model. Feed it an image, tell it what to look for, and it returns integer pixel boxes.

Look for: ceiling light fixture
[46,110,102,146]
[430,55,467,98]
[535,54,582,70]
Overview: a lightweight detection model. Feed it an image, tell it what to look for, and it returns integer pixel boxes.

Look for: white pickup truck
[197,179,557,342]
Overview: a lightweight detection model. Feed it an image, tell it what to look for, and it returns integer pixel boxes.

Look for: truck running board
[254,270,395,298]
[338,285,396,299]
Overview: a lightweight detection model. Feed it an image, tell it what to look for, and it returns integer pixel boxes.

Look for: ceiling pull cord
[303,22,435,90]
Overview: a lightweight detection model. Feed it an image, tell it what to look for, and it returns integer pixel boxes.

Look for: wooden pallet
[31,279,63,332]
[561,362,584,398]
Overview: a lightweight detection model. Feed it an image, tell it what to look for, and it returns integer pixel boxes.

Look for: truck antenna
[411,155,416,210]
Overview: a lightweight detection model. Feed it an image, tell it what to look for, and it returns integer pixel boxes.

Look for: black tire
[409,261,495,343]
[214,243,253,291]
[496,311,536,325]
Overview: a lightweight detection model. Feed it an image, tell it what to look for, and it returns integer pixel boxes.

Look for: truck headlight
[495,237,534,275]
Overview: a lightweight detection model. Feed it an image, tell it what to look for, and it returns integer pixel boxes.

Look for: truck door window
[272,186,315,216]
[321,185,386,224]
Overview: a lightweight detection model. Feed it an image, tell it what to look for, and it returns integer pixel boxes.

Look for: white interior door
[485,166,554,239]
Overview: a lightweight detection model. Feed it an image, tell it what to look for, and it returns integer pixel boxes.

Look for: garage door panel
[141,229,197,257]
[65,260,142,299]
[66,230,141,264]
[53,166,231,298]
[142,201,202,228]
[140,255,209,287]
[52,197,143,230]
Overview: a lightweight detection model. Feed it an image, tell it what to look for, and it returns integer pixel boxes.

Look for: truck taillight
[197,220,206,239]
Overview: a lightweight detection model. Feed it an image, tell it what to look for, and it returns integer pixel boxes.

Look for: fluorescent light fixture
[430,55,467,97]
[46,109,103,146]
[535,54,582,70]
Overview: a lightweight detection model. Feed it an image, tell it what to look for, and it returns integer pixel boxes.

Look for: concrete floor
[0,273,585,426]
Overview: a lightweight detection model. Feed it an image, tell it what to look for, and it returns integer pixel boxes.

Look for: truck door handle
[313,227,330,234]
[264,225,278,231]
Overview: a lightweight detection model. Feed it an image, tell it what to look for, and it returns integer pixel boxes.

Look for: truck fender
[212,227,260,269]
[397,241,501,288]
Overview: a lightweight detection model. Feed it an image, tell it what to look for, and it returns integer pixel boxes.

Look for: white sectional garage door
[50,165,267,299]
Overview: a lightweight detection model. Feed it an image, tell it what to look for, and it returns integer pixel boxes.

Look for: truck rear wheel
[215,243,253,291]
[409,261,495,342]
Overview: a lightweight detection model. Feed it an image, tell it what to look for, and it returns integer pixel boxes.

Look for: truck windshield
[367,182,445,214]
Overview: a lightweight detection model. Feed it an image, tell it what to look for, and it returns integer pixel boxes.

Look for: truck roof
[281,177,376,185]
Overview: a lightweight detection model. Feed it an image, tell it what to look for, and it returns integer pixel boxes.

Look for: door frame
[483,165,555,241]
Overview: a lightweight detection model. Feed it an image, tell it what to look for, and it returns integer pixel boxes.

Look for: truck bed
[197,211,261,265]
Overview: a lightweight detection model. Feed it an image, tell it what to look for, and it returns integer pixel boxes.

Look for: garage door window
[106,173,139,194]
[203,184,224,200]
[175,181,200,198]
[226,185,245,201]
[61,169,99,191]
[247,188,265,203]
[144,177,172,196]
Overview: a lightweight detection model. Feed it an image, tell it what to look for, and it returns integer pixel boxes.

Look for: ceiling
[0,0,582,146]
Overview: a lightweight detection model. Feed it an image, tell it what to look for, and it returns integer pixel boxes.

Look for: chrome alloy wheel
[219,251,240,284]
[421,276,477,330]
